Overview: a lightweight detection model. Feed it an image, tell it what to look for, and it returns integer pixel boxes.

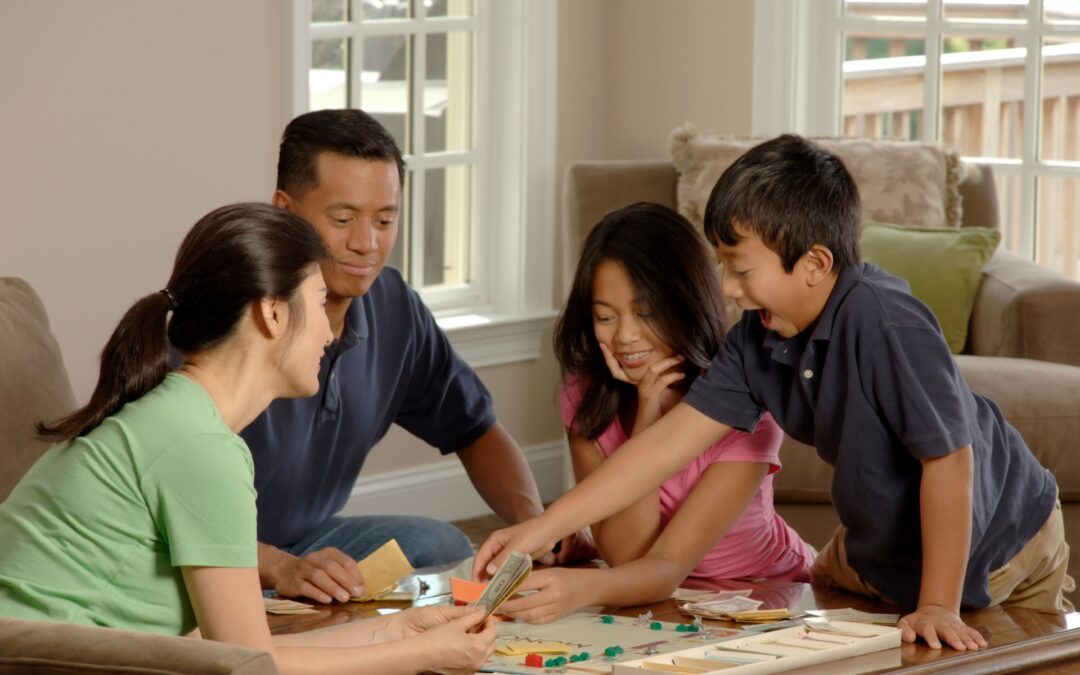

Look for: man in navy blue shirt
[474,135,1070,653]
[244,109,591,604]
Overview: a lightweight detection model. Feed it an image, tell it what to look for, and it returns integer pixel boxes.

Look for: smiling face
[591,260,678,383]
[274,153,401,303]
[279,267,333,397]
[716,227,827,339]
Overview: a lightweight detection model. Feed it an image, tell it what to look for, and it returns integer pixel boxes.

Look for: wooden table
[268,561,1080,673]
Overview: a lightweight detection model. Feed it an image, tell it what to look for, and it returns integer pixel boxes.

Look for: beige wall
[0,0,755,477]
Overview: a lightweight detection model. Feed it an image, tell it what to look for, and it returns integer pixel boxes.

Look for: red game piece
[525,653,543,668]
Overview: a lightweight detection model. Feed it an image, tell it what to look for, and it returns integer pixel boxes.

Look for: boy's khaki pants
[810,499,1075,612]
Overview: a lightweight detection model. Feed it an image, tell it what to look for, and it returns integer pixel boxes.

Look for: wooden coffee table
[268,561,1080,673]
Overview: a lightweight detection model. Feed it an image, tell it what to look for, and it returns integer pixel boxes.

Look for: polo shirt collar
[761,264,864,364]
[340,296,369,351]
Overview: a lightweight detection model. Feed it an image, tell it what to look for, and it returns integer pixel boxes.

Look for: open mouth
[759,309,773,328]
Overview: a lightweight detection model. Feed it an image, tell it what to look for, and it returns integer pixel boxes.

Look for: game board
[483,612,742,674]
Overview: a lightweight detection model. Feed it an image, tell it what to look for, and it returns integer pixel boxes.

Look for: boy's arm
[473,402,730,579]
[899,445,988,651]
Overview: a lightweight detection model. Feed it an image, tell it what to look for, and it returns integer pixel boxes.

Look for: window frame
[753,0,1080,267]
[284,0,557,366]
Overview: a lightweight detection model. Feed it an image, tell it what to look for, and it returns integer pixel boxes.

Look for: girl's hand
[599,344,684,431]
[498,568,591,625]
[415,607,497,674]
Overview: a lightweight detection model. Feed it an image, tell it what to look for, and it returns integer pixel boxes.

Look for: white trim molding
[340,441,566,522]
[438,310,557,369]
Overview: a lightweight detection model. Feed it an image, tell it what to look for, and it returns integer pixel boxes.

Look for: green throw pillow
[861,222,1001,354]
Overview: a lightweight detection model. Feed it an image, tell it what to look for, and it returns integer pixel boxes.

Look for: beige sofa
[0,278,278,674]
[564,158,1080,606]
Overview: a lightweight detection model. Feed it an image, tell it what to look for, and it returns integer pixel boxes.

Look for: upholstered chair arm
[968,250,1080,366]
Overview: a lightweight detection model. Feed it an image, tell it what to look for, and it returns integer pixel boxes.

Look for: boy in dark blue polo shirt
[475,135,1072,652]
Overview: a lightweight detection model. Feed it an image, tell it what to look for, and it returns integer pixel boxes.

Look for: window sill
[436,310,558,369]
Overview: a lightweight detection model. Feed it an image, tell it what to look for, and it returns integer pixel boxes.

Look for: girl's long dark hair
[554,202,726,440]
[37,202,328,441]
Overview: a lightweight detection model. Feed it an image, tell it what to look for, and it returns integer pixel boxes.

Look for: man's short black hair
[277,109,406,196]
[703,134,861,273]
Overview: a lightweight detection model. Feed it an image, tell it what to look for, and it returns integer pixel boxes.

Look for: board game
[483,612,742,674]
[612,620,901,674]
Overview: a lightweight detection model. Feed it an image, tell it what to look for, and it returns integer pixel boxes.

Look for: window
[287,0,557,366]
[753,0,1080,279]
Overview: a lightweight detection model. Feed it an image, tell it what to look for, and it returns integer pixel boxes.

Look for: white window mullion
[923,0,944,143]
[1022,0,1045,261]
[410,19,427,290]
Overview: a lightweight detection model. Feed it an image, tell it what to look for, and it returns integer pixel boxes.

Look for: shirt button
[803,369,814,379]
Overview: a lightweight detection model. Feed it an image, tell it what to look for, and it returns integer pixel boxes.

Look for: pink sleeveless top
[561,379,813,582]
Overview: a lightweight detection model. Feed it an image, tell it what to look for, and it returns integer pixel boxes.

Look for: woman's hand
[392,604,487,639]
[412,607,497,675]
[498,568,592,625]
[599,343,684,431]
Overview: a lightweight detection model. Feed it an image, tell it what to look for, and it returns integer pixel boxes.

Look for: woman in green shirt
[0,202,495,674]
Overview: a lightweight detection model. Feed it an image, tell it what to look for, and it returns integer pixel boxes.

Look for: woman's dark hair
[554,202,726,440]
[277,108,406,195]
[703,134,862,272]
[37,202,328,441]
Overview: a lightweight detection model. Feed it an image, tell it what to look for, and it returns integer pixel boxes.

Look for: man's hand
[898,604,987,651]
[260,545,365,604]
[552,529,597,565]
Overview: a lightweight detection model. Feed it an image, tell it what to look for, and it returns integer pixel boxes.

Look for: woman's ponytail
[37,291,173,441]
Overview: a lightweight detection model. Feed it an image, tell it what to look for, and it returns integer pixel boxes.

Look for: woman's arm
[568,432,661,565]
[501,459,768,624]
[182,566,494,675]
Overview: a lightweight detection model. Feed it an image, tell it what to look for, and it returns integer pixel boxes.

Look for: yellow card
[353,539,414,600]
[495,642,573,656]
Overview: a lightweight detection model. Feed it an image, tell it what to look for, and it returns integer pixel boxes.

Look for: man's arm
[456,423,596,564]
[456,423,544,524]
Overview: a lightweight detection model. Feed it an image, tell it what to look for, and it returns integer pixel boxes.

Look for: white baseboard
[339,442,567,522]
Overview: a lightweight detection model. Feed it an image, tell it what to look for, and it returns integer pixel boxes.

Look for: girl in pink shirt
[500,203,814,624]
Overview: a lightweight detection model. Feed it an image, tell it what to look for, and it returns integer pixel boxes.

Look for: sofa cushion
[770,354,1080,504]
[0,617,278,674]
[862,222,1001,353]
[0,278,76,501]
[669,126,963,231]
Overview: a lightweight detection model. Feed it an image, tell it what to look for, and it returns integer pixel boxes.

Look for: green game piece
[603,647,618,658]
[601,615,615,624]
[557,657,568,666]
[614,646,624,654]
[676,624,687,632]
[687,623,700,632]
[568,655,580,663]
[649,621,662,630]
[544,659,557,668]
[579,652,590,660]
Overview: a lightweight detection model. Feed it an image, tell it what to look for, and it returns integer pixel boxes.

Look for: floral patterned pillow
[669,125,963,231]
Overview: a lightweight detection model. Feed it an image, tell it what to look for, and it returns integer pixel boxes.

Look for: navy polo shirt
[684,263,1055,611]
[241,267,496,547]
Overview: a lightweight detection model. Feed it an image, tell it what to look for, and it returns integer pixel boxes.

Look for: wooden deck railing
[842,43,1080,278]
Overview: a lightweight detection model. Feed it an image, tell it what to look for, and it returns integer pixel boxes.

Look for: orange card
[450,576,487,605]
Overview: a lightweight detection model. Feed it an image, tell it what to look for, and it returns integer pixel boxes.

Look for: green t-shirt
[0,373,257,635]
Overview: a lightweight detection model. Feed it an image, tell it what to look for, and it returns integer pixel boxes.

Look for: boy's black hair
[703,134,862,273]
[277,109,406,195]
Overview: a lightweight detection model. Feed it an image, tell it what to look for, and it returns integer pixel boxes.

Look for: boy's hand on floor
[898,604,988,651]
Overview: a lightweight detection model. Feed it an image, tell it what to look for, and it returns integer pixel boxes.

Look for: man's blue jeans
[281,514,475,568]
